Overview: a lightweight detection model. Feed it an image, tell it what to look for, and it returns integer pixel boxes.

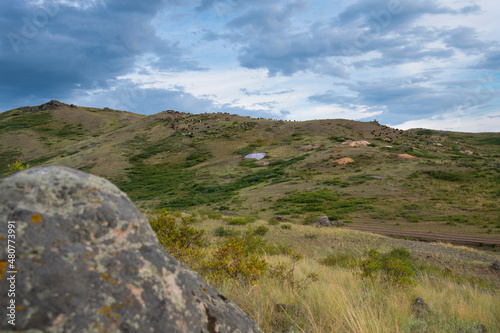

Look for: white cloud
[393,110,500,132]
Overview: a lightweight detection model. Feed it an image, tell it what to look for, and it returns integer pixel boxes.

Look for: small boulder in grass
[411,297,431,318]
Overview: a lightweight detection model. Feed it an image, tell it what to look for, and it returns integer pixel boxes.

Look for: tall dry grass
[219,255,499,333]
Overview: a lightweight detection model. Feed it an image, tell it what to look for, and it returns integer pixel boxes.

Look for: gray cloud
[309,72,500,125]
[226,0,489,77]
[0,0,201,111]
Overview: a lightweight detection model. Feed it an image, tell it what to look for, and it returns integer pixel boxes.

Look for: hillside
[2,101,500,332]
[1,101,499,240]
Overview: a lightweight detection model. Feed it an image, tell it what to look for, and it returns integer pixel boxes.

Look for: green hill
[2,100,498,239]
[2,101,500,332]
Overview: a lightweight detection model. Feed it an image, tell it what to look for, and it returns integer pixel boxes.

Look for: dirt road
[345,226,500,247]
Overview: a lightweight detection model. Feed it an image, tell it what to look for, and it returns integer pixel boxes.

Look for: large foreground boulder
[0,167,262,332]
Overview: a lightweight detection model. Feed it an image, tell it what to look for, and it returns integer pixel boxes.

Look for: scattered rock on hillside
[333,157,355,165]
[397,153,418,160]
[19,100,66,112]
[244,153,267,160]
[0,167,262,333]
[460,149,474,155]
[317,216,329,225]
[315,216,343,227]
[341,140,371,147]
[273,216,285,222]
[412,297,431,318]
[298,144,321,151]
[474,324,488,333]
[492,260,500,271]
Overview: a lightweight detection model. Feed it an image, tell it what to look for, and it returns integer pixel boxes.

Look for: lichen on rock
[0,166,262,333]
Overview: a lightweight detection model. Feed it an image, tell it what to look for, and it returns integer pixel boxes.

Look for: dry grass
[219,255,499,333]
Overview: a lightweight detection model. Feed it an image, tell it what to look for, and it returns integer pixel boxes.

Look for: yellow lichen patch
[99,306,111,313]
[32,214,42,223]
[102,273,109,279]
[0,237,4,242]
[0,261,7,280]
[15,306,22,311]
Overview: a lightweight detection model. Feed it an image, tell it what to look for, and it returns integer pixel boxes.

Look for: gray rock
[474,324,487,333]
[492,260,500,271]
[0,167,262,333]
[317,216,329,226]
[244,153,267,160]
[411,297,431,318]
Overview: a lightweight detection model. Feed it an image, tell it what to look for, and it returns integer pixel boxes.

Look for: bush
[423,170,464,182]
[253,226,269,236]
[268,218,279,225]
[358,248,415,287]
[213,226,240,237]
[226,216,253,225]
[280,224,291,230]
[150,214,206,270]
[203,236,268,285]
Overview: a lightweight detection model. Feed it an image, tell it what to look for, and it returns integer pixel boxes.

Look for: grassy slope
[157,211,500,332]
[1,104,499,238]
[2,102,499,332]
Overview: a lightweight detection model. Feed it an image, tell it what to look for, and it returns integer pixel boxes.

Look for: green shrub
[280,224,291,230]
[423,170,464,181]
[253,226,269,236]
[358,248,415,287]
[268,218,279,225]
[226,216,253,225]
[239,159,260,168]
[213,226,240,237]
[203,235,268,285]
[150,214,206,270]
[182,215,198,224]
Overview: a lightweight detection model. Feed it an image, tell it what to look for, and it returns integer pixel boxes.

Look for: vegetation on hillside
[2,102,500,331]
[150,210,500,332]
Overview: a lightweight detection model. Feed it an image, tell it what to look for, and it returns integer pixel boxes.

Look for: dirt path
[345,226,500,247]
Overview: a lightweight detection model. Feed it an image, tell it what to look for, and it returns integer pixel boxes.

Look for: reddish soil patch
[333,157,355,165]
[397,154,418,160]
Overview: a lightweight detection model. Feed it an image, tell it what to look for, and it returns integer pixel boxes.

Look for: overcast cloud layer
[1,0,499,131]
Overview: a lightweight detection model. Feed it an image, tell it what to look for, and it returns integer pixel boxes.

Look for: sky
[1,0,499,132]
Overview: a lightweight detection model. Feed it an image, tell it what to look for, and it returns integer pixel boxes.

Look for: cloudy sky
[1,0,499,132]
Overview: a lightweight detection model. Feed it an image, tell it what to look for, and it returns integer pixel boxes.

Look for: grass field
[150,210,500,332]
